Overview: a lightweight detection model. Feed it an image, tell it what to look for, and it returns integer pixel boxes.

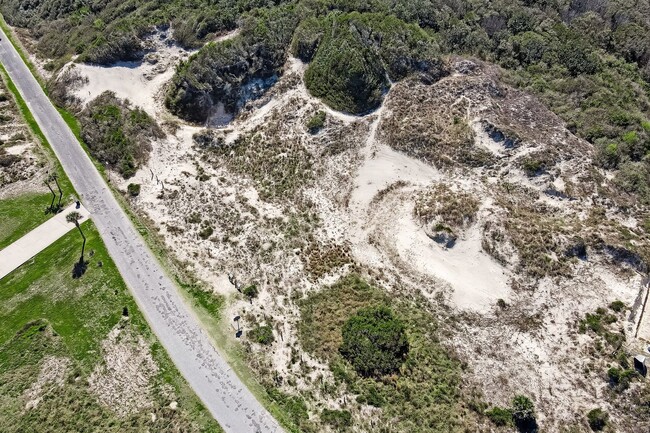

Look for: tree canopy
[339,305,409,378]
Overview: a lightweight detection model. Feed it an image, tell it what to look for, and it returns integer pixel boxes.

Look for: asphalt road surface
[0,28,283,433]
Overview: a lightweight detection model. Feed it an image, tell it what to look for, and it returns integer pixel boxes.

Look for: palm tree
[51,172,63,210]
[45,174,56,212]
[66,211,86,261]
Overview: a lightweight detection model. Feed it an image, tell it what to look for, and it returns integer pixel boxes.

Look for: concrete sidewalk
[0,203,90,280]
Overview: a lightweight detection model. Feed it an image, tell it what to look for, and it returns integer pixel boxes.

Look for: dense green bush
[290,17,324,62]
[304,27,386,113]
[609,300,625,313]
[80,91,163,178]
[511,395,536,432]
[242,284,259,299]
[1,0,293,64]
[165,5,299,122]
[339,305,409,377]
[586,408,608,431]
[127,183,141,197]
[306,110,326,133]
[607,367,637,391]
[302,12,443,114]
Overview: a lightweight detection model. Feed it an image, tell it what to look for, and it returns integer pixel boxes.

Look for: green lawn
[0,221,221,432]
[0,193,53,250]
[0,221,136,361]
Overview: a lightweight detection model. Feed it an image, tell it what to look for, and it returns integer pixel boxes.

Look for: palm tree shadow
[72,259,89,279]
[516,419,539,433]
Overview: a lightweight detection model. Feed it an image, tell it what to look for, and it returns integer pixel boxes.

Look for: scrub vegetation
[79,91,163,178]
[5,0,650,202]
[5,0,650,432]
[299,12,444,113]
[298,275,462,432]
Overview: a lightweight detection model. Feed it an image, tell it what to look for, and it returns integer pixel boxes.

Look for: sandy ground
[0,79,47,196]
[0,203,90,279]
[63,37,650,430]
[67,29,240,119]
[22,356,70,410]
[88,323,159,416]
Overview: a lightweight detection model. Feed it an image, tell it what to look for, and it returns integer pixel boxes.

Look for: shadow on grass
[72,259,88,279]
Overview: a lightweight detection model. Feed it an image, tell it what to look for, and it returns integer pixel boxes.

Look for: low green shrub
[320,408,351,429]
[485,406,513,426]
[198,225,213,240]
[127,183,140,197]
[511,395,536,431]
[586,408,608,431]
[249,325,274,345]
[609,300,625,312]
[607,367,636,390]
[306,110,326,133]
[242,284,259,299]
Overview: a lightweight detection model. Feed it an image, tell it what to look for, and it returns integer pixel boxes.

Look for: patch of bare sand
[453,265,642,429]
[22,356,70,410]
[391,200,509,310]
[345,107,510,311]
[88,323,159,416]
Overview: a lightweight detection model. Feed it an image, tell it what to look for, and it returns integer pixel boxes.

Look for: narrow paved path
[0,203,89,279]
[0,28,283,433]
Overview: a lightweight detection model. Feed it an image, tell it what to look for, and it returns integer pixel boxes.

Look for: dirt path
[0,203,89,280]
[635,279,650,341]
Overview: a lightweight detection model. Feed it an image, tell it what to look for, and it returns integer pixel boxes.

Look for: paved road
[0,203,89,279]
[0,28,283,433]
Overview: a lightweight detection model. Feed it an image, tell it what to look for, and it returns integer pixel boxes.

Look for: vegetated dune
[0,77,48,199]
[60,41,650,430]
[16,0,650,431]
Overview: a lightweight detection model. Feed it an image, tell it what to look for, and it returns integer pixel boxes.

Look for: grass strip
[0,193,52,250]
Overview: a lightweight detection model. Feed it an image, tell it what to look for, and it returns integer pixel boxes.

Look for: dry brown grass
[379,76,495,168]
[303,242,354,280]
[482,182,577,279]
[414,183,479,233]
